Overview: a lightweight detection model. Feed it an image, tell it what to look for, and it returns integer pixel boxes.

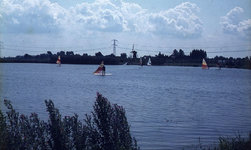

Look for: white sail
[147,58,151,66]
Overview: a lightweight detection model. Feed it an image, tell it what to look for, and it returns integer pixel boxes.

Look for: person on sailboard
[102,65,106,75]
[216,61,221,69]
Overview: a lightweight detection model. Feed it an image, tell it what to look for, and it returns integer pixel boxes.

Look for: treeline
[151,49,251,69]
[0,49,250,69]
[0,51,122,65]
[0,93,139,150]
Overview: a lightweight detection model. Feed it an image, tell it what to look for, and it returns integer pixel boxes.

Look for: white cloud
[0,0,68,33]
[220,7,251,38]
[0,0,204,38]
[71,0,128,33]
[12,17,20,24]
[120,2,149,33]
[148,2,203,38]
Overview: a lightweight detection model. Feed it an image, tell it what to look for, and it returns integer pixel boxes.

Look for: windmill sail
[56,56,61,66]
[202,58,209,69]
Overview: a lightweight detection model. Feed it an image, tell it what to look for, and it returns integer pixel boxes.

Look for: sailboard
[56,56,61,67]
[147,58,152,66]
[202,58,209,69]
[94,73,113,76]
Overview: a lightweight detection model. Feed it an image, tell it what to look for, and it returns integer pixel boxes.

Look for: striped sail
[202,58,208,69]
[93,61,104,74]
[56,56,61,66]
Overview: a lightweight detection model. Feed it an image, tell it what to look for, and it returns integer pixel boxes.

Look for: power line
[3,46,111,52]
[3,42,250,50]
[3,42,110,49]
[2,42,250,56]
[118,41,250,49]
[207,49,251,53]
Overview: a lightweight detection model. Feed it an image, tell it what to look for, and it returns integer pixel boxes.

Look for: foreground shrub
[185,132,251,150]
[0,93,139,150]
[85,93,139,150]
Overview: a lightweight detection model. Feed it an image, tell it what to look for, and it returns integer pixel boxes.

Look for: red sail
[56,56,61,66]
[93,61,104,74]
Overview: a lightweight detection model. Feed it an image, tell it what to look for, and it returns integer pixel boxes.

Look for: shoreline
[0,60,250,69]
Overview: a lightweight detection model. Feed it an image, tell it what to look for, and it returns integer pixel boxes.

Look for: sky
[0,0,251,58]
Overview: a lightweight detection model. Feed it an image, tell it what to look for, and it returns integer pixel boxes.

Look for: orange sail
[202,58,208,69]
[93,61,104,74]
[56,56,61,66]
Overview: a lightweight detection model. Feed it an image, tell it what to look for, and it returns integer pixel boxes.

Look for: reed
[184,132,251,150]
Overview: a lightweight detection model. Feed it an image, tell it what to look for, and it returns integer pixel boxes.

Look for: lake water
[0,63,251,149]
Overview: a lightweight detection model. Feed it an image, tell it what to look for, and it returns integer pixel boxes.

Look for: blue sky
[0,0,250,58]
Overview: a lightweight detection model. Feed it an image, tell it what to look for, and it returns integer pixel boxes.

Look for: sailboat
[216,61,221,70]
[202,58,209,69]
[56,56,61,67]
[140,57,143,67]
[147,58,152,66]
[93,61,104,75]
[93,61,112,76]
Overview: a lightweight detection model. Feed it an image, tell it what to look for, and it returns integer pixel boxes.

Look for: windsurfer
[102,65,106,75]
[216,61,221,69]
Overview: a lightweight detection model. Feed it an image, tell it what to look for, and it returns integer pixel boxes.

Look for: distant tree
[179,49,185,58]
[47,51,52,55]
[153,52,165,65]
[190,49,207,59]
[214,55,219,60]
[83,53,88,57]
[156,52,165,58]
[172,49,179,58]
[219,56,225,60]
[106,54,115,57]
[120,53,127,58]
[66,51,74,56]
[24,53,32,59]
[57,51,65,56]
[95,52,103,57]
